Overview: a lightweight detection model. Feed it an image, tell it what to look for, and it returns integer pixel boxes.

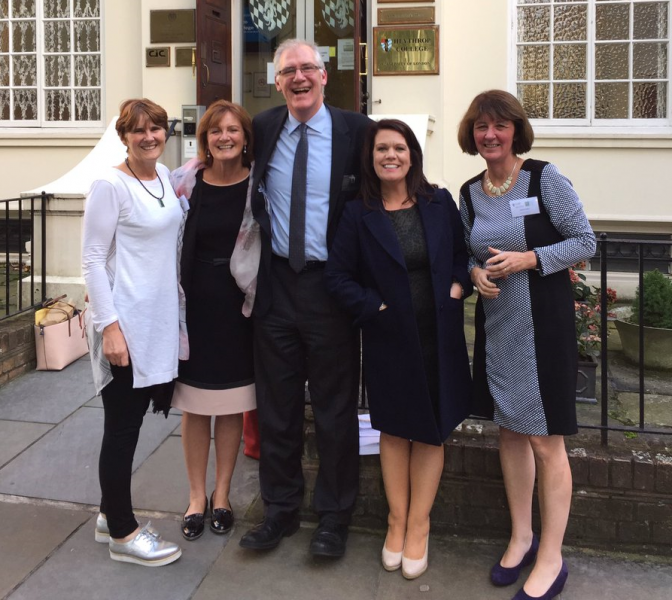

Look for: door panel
[197,0,232,106]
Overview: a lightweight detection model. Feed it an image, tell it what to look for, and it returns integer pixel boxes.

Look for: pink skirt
[171,381,256,416]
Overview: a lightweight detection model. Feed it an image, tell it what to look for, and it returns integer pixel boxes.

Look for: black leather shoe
[239,515,300,550]
[309,521,349,558]
[181,497,208,541]
[210,492,234,535]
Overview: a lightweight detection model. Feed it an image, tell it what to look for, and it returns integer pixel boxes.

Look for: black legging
[99,364,151,539]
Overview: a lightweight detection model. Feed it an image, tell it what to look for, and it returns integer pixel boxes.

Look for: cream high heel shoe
[381,542,403,571]
[401,536,429,579]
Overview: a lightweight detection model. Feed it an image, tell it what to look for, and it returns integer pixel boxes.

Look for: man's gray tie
[289,123,308,273]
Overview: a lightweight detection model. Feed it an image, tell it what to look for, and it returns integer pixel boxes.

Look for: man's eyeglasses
[276,64,322,78]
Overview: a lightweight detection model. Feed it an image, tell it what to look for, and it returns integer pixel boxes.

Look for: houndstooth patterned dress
[460,160,596,436]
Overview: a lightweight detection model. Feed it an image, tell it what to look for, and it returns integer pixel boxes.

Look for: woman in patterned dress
[457,91,595,600]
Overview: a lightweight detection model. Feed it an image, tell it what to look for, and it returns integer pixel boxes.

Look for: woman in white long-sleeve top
[82,98,186,567]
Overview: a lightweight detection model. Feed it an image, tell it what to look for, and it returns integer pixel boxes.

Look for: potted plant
[615,269,672,370]
[570,264,617,402]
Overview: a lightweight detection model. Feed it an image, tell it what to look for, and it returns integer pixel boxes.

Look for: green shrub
[630,269,672,329]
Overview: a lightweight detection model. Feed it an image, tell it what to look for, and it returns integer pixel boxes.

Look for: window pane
[74,53,99,86]
[0,55,7,85]
[12,21,35,52]
[633,42,667,79]
[13,87,36,119]
[45,0,70,19]
[45,54,70,86]
[74,19,99,52]
[554,5,587,42]
[73,0,100,18]
[0,0,7,19]
[12,0,35,18]
[634,2,668,40]
[518,0,547,4]
[45,88,71,120]
[595,43,629,80]
[44,20,71,52]
[633,82,667,118]
[0,21,7,52]
[518,6,550,42]
[0,88,8,119]
[595,82,629,118]
[12,53,35,85]
[75,87,99,120]
[518,83,549,118]
[553,82,586,118]
[554,44,586,80]
[596,4,630,40]
[518,45,549,80]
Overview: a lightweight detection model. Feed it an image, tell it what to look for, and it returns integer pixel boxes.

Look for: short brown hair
[360,119,434,208]
[196,100,254,168]
[457,90,534,156]
[116,98,168,141]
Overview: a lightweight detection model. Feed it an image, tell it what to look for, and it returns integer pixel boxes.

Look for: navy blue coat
[324,189,473,445]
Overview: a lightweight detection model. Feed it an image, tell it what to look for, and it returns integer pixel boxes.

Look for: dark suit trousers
[254,257,360,524]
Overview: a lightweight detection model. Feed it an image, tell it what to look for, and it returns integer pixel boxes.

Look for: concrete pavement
[1,357,671,600]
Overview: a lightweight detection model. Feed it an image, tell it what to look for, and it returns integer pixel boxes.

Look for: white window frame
[0,0,104,130]
[509,0,672,136]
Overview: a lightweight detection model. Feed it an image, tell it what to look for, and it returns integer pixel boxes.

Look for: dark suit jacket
[324,190,473,445]
[250,104,371,317]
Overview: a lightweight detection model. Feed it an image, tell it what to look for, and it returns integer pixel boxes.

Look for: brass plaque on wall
[150,10,196,44]
[378,7,435,25]
[146,47,171,68]
[373,26,439,76]
[175,47,196,68]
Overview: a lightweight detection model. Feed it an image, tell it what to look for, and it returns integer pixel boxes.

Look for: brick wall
[0,313,36,385]
[302,420,672,555]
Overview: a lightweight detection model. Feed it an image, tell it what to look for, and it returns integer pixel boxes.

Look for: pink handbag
[34,302,89,371]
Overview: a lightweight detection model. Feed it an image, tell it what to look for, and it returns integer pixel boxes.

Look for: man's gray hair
[273,39,325,74]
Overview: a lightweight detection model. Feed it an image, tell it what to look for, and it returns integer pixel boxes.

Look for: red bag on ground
[243,410,260,460]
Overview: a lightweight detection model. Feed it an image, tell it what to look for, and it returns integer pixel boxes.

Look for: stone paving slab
[0,420,52,469]
[0,359,95,424]
[6,516,227,600]
[0,502,90,599]
[131,436,259,515]
[0,406,179,505]
[192,526,382,600]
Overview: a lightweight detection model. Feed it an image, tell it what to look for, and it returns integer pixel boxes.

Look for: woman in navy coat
[325,119,472,579]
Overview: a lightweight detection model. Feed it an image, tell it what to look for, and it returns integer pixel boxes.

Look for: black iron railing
[0,192,49,320]
[582,234,672,445]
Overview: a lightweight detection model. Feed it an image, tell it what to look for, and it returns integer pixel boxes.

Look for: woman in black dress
[325,120,472,579]
[170,101,256,540]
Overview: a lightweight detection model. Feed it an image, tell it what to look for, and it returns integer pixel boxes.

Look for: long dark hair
[359,119,434,209]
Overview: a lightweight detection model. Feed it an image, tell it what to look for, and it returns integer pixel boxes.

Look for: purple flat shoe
[512,561,568,600]
[491,535,540,586]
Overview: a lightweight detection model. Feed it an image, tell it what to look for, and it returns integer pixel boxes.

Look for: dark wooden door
[196,0,232,106]
[354,0,368,114]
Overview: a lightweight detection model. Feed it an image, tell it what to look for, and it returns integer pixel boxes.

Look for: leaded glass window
[0,0,102,127]
[515,0,670,125]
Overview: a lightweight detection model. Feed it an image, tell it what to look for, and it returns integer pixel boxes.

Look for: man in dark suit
[238,39,371,557]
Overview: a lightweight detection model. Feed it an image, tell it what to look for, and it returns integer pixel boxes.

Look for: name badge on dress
[509,196,540,218]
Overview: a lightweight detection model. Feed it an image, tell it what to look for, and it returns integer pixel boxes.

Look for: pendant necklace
[485,160,518,197]
[125,158,165,207]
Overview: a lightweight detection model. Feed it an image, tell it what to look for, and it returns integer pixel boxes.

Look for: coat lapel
[327,106,349,227]
[363,206,406,269]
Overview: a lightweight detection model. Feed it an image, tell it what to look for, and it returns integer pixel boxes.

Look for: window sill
[0,128,106,147]
[533,127,672,149]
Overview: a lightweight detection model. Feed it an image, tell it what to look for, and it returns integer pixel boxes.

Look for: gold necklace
[485,160,518,197]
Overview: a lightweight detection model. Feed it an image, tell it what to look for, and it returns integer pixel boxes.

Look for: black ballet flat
[210,492,234,534]
[181,497,208,541]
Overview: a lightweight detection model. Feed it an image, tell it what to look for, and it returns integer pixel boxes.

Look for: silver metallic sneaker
[95,513,110,543]
[108,522,182,567]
